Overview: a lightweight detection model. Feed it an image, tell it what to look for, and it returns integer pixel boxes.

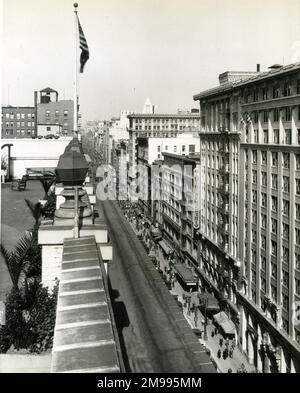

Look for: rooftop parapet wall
[51,235,121,373]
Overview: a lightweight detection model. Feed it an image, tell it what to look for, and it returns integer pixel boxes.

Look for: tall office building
[193,62,300,372]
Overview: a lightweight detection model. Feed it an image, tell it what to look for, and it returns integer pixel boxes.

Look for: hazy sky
[2,0,300,123]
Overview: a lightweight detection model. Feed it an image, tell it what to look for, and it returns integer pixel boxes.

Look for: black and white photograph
[1,0,300,381]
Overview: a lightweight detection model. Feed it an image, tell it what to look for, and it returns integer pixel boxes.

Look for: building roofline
[127,113,201,119]
[193,62,300,101]
[162,152,200,162]
[2,106,35,109]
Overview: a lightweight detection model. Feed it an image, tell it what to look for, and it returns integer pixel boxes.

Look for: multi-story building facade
[127,112,201,215]
[1,106,36,138]
[152,153,200,264]
[193,62,300,372]
[36,87,74,136]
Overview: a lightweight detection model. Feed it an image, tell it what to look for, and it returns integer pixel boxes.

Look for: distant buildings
[1,106,36,138]
[35,87,74,136]
[1,87,75,139]
[193,62,300,372]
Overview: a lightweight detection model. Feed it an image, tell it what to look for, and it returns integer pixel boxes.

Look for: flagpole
[74,3,78,136]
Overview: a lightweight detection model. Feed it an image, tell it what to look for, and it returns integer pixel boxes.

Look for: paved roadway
[100,200,216,373]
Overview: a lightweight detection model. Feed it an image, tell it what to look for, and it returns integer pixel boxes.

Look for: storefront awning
[173,263,198,285]
[213,311,235,335]
[198,293,220,311]
[159,240,173,255]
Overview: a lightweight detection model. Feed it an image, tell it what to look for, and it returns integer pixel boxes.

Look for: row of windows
[250,171,300,194]
[157,144,195,153]
[251,152,300,169]
[245,128,300,144]
[243,79,300,103]
[4,121,35,128]
[5,129,35,135]
[3,112,35,119]
[45,110,69,117]
[248,106,300,123]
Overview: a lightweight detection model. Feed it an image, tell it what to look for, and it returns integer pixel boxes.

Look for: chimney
[257,64,261,72]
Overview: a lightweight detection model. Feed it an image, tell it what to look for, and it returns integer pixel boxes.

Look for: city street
[121,203,254,373]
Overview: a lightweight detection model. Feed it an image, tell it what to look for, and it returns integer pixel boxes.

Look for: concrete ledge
[51,235,120,373]
[38,225,108,245]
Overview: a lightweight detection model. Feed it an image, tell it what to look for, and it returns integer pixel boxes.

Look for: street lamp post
[203,295,208,340]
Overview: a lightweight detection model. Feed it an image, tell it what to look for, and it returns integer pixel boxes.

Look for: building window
[252,170,257,184]
[271,218,277,234]
[283,200,289,216]
[273,108,279,122]
[64,110,68,117]
[271,262,277,278]
[27,113,31,118]
[285,129,291,144]
[282,223,289,240]
[273,129,279,144]
[271,173,278,189]
[297,179,300,195]
[261,171,267,186]
[174,146,177,152]
[296,228,300,246]
[189,145,195,153]
[271,240,277,256]
[157,145,160,152]
[182,145,186,152]
[261,214,266,228]
[271,152,278,166]
[263,111,268,123]
[296,278,300,296]
[285,107,291,122]
[261,193,267,208]
[297,79,300,95]
[252,190,257,204]
[296,203,300,220]
[254,112,259,123]
[271,284,277,302]
[261,256,266,271]
[46,126,51,132]
[261,151,267,165]
[282,296,289,314]
[252,151,257,164]
[253,129,258,142]
[283,176,289,193]
[17,113,20,119]
[282,153,290,169]
[282,246,289,264]
[263,129,268,143]
[55,110,59,116]
[296,253,300,271]
[261,235,266,250]
[46,110,50,118]
[283,83,291,97]
[262,87,268,100]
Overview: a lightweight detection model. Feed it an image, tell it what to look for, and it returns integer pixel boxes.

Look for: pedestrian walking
[217,349,221,359]
[229,348,233,358]
[219,338,223,347]
[225,338,230,348]
[223,349,228,360]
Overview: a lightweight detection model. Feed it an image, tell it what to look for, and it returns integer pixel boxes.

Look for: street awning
[213,311,228,324]
[159,240,173,255]
[220,319,235,335]
[173,263,198,285]
[198,293,220,311]
[213,311,235,335]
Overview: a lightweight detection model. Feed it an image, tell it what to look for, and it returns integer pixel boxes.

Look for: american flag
[77,15,89,73]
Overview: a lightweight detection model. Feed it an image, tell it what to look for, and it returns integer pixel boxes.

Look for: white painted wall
[1,138,72,178]
[147,133,200,164]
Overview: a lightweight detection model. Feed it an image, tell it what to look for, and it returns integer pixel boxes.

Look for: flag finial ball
[74,3,78,8]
